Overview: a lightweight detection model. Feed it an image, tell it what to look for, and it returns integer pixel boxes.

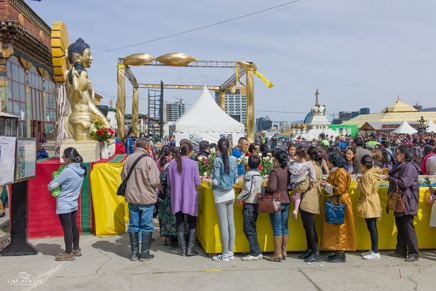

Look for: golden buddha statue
[65,38,110,141]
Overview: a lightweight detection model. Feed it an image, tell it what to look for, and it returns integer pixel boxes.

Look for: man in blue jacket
[232,137,249,176]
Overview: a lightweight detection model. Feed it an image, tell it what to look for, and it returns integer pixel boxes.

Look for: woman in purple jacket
[167,141,201,256]
[384,144,420,262]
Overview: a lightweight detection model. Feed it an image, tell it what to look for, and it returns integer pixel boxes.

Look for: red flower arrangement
[90,121,114,142]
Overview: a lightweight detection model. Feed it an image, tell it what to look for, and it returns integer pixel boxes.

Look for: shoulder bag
[386,181,406,214]
[325,195,346,224]
[257,189,281,213]
[117,154,146,196]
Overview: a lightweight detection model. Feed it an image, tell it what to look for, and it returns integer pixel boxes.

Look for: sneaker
[361,250,373,257]
[228,253,235,261]
[55,252,75,261]
[298,249,312,259]
[212,254,230,262]
[363,252,380,260]
[242,254,263,261]
[72,248,82,257]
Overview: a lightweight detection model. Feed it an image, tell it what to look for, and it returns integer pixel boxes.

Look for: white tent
[174,86,245,145]
[392,120,417,134]
[426,118,436,133]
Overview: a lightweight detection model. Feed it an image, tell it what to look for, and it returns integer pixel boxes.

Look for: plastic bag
[51,165,65,197]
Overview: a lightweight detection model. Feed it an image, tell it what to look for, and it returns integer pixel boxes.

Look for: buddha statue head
[67,38,92,68]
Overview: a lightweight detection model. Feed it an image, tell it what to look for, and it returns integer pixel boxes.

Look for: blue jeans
[269,203,290,236]
[243,204,261,256]
[127,203,154,233]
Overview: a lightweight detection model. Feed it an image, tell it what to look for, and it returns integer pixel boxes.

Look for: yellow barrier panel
[197,181,436,254]
[90,163,128,236]
[89,163,436,249]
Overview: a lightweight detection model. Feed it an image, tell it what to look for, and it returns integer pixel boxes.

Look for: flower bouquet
[259,152,274,178]
[197,148,217,181]
[90,121,114,142]
[234,156,249,193]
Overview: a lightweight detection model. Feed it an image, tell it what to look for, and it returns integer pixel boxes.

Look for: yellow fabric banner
[234,62,273,88]
[197,181,436,253]
[89,162,436,250]
[90,163,128,236]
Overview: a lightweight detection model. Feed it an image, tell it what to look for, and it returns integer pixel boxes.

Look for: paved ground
[0,228,435,291]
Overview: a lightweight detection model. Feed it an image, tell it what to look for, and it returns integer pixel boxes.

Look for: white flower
[203,172,208,176]
[210,148,216,154]
[269,158,274,164]
[237,158,241,163]
[258,153,263,157]
[267,153,272,157]
[264,156,270,162]
[198,156,204,161]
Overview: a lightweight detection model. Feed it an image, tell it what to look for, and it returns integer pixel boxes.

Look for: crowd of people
[47,131,435,263]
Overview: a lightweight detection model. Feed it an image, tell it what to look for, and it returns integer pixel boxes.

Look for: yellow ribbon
[235,61,273,88]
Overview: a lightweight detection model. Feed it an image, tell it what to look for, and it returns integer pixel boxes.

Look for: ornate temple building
[0,0,56,138]
[285,89,338,140]
[342,96,436,134]
[304,89,330,129]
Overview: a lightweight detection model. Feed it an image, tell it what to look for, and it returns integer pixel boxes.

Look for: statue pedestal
[60,140,100,163]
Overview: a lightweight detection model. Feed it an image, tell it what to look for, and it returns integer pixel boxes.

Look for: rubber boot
[177,232,186,256]
[281,235,289,260]
[139,232,155,262]
[129,232,140,261]
[266,236,282,262]
[304,250,321,262]
[297,249,312,259]
[186,229,199,256]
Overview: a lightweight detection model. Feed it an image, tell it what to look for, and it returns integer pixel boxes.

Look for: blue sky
[28,0,436,122]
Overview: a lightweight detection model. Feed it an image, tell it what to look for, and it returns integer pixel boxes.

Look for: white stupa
[298,89,339,141]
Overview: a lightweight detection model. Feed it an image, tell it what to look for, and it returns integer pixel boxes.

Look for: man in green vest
[366,133,381,149]
[319,133,329,147]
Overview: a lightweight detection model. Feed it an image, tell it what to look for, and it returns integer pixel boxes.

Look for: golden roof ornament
[123,53,155,66]
[156,53,196,66]
[382,96,417,113]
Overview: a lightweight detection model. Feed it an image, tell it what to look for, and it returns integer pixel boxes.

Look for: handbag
[257,191,281,213]
[325,195,346,224]
[117,154,146,196]
[387,182,406,213]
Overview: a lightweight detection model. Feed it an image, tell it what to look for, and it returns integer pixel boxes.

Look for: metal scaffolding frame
[116,55,270,140]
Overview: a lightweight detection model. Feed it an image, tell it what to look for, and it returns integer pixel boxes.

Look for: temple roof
[381,96,417,113]
[342,96,436,128]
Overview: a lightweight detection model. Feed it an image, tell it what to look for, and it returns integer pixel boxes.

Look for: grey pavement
[0,229,435,291]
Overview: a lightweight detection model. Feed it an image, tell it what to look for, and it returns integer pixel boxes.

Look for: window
[45,77,56,133]
[29,69,43,121]
[6,57,26,137]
